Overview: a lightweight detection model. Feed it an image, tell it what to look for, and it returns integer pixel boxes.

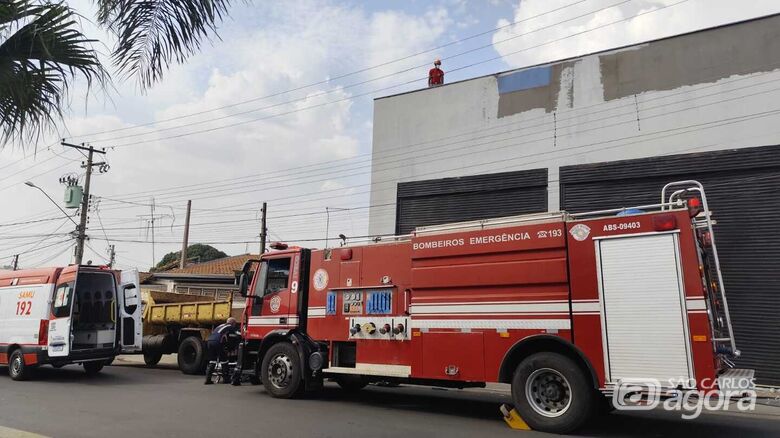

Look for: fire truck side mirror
[238,273,249,297]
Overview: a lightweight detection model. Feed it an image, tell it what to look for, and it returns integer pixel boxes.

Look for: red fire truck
[234,181,750,433]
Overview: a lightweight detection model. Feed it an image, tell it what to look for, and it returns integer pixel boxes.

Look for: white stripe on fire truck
[571,301,600,313]
[410,319,570,330]
[410,302,570,315]
[685,298,706,311]
[308,307,326,318]
[247,316,299,326]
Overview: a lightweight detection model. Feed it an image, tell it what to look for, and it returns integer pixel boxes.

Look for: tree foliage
[155,243,227,270]
[97,0,231,89]
[0,0,233,147]
[0,0,106,146]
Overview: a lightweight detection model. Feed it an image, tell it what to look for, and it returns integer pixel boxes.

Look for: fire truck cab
[0,265,142,380]
[235,181,750,433]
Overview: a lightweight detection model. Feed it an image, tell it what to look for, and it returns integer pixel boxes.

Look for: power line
[65,0,596,141]
[92,106,780,240]
[99,0,677,147]
[96,77,780,213]
[95,45,780,211]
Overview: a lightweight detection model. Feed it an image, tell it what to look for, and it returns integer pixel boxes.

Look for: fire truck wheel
[335,375,369,392]
[8,349,30,381]
[261,342,303,399]
[511,352,594,434]
[144,351,163,367]
[178,337,206,375]
[83,361,104,376]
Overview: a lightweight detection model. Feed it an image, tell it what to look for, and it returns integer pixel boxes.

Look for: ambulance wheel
[83,361,104,376]
[9,349,30,381]
[178,337,206,375]
[511,352,595,434]
[261,342,303,398]
[335,375,369,392]
[144,351,163,367]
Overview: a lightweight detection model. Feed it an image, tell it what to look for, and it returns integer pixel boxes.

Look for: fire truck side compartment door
[119,269,143,353]
[48,282,74,357]
[421,332,485,381]
[596,232,694,385]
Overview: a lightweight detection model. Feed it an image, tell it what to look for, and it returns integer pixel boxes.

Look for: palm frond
[97,0,231,89]
[0,0,107,147]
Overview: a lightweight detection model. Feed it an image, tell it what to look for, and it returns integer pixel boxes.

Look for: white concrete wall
[368,15,780,235]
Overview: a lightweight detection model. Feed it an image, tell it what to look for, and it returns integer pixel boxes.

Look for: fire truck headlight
[309,351,325,371]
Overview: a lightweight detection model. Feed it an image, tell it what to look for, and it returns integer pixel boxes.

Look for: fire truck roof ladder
[662,180,738,359]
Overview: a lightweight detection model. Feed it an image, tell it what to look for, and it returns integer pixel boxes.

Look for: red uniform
[428,67,444,86]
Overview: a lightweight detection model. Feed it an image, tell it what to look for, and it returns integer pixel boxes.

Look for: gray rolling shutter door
[560,144,780,385]
[396,168,548,235]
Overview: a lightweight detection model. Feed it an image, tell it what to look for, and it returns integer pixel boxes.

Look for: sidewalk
[114,354,179,369]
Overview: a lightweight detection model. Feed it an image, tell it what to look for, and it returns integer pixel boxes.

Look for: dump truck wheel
[178,337,206,375]
[144,351,163,367]
[335,375,369,392]
[9,349,30,381]
[83,361,104,376]
[511,352,595,434]
[261,342,303,398]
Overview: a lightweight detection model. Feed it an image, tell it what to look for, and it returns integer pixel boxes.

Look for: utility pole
[108,245,116,268]
[259,202,267,254]
[138,198,171,268]
[61,141,106,265]
[151,198,156,266]
[180,200,192,268]
[11,255,19,271]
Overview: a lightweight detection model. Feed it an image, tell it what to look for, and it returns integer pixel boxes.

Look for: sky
[1,0,778,271]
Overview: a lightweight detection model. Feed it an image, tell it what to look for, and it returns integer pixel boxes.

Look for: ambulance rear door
[48,281,74,357]
[119,269,142,353]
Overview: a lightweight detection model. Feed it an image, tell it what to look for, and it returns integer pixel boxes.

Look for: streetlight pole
[24,181,80,264]
[24,182,79,227]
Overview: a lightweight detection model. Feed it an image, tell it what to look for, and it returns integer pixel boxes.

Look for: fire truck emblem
[570,224,591,241]
[313,269,329,291]
[270,295,282,313]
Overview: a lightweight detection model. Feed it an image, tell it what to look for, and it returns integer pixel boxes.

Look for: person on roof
[428,58,444,87]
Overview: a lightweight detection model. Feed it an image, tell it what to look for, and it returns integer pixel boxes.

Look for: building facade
[367,15,780,385]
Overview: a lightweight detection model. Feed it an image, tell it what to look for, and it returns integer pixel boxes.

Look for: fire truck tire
[511,352,595,434]
[178,337,207,375]
[261,342,304,399]
[8,349,30,381]
[144,351,163,367]
[335,375,369,392]
[83,361,104,376]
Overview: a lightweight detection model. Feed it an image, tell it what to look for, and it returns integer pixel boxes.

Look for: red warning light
[653,214,678,231]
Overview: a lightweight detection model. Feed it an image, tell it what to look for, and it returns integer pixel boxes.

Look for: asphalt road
[0,364,778,438]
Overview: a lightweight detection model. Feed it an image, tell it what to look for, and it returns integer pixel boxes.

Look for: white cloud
[493,0,780,70]
[1,0,451,268]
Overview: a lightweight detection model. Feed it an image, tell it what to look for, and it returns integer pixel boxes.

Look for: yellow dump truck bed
[142,290,233,326]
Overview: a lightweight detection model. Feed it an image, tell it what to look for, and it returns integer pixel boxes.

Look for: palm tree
[1,0,105,146]
[0,0,232,147]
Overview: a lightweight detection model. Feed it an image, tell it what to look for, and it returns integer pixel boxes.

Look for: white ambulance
[0,264,142,380]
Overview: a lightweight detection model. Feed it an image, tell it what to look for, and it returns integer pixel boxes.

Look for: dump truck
[140,290,235,374]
